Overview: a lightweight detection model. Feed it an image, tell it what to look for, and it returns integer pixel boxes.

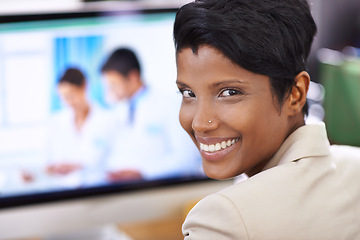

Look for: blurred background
[307,0,360,146]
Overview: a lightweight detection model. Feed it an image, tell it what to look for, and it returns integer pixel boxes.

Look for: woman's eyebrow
[176,79,245,88]
[175,80,189,88]
[213,79,244,87]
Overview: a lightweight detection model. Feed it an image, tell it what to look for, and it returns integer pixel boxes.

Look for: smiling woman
[173,0,360,239]
[176,46,308,179]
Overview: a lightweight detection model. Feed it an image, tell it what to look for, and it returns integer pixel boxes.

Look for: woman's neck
[74,104,90,131]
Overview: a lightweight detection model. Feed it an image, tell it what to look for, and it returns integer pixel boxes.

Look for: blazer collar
[262,122,331,171]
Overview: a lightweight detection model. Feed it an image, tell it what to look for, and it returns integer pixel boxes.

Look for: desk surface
[21,216,184,240]
[120,215,184,240]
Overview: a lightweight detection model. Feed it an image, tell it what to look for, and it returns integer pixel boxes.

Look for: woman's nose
[191,102,218,133]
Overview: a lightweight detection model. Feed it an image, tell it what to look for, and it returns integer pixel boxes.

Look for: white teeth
[203,144,209,151]
[209,144,215,152]
[215,143,221,151]
[200,139,239,153]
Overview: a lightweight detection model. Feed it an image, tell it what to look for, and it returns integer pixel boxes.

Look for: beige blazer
[183,123,360,239]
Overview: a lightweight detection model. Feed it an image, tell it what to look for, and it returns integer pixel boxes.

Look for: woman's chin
[203,168,236,180]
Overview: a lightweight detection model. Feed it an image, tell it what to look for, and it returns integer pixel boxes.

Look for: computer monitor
[0,2,232,238]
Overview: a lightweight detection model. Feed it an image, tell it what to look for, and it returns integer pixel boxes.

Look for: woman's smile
[197,136,241,162]
[199,138,239,153]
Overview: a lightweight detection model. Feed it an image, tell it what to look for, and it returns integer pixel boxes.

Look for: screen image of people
[0,13,202,196]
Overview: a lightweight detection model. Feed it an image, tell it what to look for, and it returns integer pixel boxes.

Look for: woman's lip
[199,139,240,162]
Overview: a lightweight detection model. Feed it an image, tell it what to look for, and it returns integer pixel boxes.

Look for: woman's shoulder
[183,186,249,239]
[330,144,360,161]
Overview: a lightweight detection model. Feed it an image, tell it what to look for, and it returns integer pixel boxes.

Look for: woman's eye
[181,89,196,98]
[220,89,242,97]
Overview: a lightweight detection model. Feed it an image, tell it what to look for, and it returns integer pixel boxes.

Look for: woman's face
[58,82,87,110]
[176,46,292,179]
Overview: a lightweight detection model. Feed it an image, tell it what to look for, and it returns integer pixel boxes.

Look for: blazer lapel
[262,123,331,171]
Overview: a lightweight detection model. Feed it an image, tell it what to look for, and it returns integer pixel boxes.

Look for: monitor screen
[0,5,205,209]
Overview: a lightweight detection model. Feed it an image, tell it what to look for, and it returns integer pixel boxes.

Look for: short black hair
[59,68,86,87]
[173,0,317,114]
[101,48,141,76]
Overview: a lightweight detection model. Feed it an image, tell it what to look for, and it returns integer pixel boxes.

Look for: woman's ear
[287,71,310,115]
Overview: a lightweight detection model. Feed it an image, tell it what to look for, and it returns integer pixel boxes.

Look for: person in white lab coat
[101,48,201,182]
[47,68,113,187]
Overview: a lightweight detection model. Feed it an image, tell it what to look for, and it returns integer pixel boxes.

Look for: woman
[47,68,112,186]
[174,0,360,239]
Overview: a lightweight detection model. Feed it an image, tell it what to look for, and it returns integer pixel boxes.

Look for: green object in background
[321,59,360,146]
